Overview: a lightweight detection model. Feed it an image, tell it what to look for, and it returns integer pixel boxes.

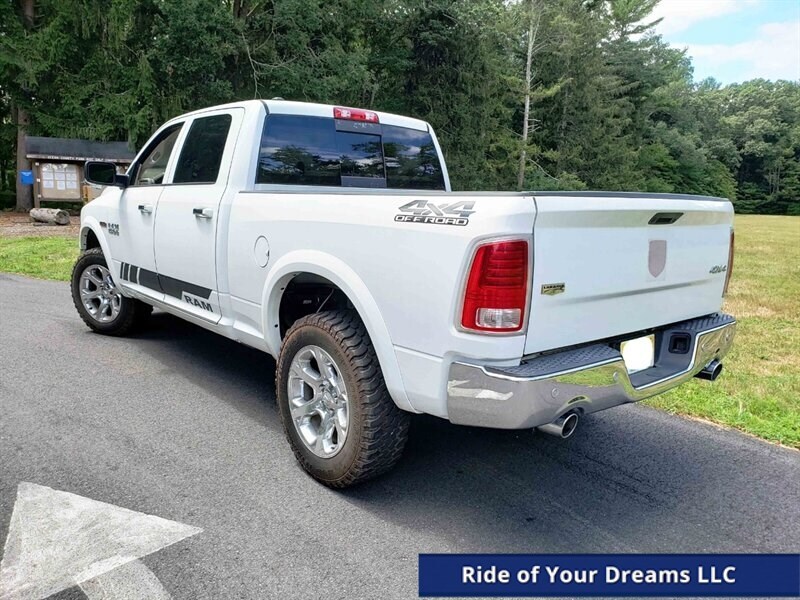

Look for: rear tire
[70,248,151,336]
[276,310,409,488]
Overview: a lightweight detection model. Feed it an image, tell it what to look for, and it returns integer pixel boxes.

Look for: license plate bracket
[620,334,656,374]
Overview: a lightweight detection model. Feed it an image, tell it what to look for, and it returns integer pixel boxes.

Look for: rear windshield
[256,115,445,190]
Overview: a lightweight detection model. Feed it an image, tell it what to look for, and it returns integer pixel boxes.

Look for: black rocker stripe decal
[137,268,161,293]
[158,273,212,300]
[117,261,211,300]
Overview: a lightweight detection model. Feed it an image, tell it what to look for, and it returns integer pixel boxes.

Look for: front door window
[132,125,182,186]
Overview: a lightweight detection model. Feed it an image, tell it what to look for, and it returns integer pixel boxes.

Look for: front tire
[70,248,151,336]
[276,310,410,488]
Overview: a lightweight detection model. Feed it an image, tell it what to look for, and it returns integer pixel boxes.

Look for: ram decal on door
[183,292,213,312]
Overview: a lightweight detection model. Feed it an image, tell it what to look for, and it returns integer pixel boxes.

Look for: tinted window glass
[256,115,445,190]
[173,114,232,184]
[257,116,340,186]
[133,125,182,186]
[337,131,384,179]
[382,125,445,190]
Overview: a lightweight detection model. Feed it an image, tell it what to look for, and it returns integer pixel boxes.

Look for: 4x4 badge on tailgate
[541,283,565,296]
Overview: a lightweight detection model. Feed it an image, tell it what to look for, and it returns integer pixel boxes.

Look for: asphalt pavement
[1,273,798,600]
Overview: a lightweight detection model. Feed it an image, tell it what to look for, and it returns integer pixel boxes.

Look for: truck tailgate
[525,193,733,355]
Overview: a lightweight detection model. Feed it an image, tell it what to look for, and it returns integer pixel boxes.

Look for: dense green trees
[2,0,798,214]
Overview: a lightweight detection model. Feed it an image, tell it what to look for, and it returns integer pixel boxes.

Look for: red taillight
[334,106,379,123]
[724,229,734,296]
[461,240,529,332]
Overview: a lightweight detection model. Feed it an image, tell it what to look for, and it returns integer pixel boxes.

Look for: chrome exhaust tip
[695,359,723,381]
[536,411,580,439]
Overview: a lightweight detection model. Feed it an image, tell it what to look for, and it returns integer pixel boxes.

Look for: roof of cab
[162,100,429,131]
[164,99,430,132]
[263,99,430,132]
[168,99,263,121]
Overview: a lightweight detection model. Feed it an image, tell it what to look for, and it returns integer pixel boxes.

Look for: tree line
[2,0,799,214]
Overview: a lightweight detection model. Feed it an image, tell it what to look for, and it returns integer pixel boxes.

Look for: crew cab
[72,99,736,487]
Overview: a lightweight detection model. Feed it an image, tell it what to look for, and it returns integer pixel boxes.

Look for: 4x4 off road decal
[394,200,476,226]
[118,262,213,312]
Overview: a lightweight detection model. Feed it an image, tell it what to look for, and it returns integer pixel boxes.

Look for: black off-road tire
[276,310,410,487]
[71,247,152,336]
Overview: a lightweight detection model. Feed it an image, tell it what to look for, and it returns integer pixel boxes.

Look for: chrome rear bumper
[446,313,736,429]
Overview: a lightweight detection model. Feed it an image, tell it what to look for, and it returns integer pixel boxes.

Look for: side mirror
[84,161,128,188]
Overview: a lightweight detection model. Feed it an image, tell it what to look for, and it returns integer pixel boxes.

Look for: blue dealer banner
[418,554,800,597]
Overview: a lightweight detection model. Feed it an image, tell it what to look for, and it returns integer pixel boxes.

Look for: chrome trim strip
[557,279,707,305]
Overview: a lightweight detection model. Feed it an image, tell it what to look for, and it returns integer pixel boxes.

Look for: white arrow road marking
[79,559,172,600]
[0,482,201,600]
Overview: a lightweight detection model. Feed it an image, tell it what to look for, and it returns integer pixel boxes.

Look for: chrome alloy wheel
[79,264,122,323]
[287,345,350,458]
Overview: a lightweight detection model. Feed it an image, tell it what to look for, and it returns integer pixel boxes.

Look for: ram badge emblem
[541,283,565,296]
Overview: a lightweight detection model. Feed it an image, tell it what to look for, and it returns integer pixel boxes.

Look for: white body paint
[80,100,734,421]
[0,482,200,600]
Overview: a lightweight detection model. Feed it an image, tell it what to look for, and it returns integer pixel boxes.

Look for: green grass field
[1,215,798,446]
[0,236,79,281]
[647,215,800,448]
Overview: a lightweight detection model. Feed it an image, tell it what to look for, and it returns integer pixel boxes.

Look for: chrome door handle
[193,208,213,219]
[138,204,153,214]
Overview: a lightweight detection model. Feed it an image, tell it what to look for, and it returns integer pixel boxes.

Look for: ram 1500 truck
[73,100,736,487]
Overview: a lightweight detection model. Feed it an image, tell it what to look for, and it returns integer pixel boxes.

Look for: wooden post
[33,162,40,209]
[14,0,36,212]
[14,105,33,211]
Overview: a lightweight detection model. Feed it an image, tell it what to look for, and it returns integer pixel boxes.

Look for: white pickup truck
[73,99,736,487]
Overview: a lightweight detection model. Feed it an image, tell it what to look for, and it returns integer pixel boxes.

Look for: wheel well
[83,229,100,250]
[278,274,352,338]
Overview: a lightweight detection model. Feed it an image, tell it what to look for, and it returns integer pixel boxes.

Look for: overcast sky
[649,0,800,83]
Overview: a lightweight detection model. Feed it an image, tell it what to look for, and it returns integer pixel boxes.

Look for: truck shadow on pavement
[134,312,798,555]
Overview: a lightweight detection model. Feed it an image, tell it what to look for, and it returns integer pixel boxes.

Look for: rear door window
[173,114,232,184]
[256,114,444,190]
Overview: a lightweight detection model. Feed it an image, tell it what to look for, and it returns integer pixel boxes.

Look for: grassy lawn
[647,215,800,448]
[1,215,798,447]
[0,236,79,281]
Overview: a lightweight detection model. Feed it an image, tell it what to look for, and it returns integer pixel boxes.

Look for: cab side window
[132,124,182,186]
[173,114,233,184]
